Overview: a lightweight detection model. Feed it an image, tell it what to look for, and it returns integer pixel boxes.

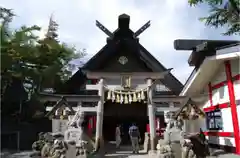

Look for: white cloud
[1,0,238,84]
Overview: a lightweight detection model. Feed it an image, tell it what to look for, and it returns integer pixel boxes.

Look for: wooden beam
[46,106,97,112]
[38,93,100,102]
[86,84,100,90]
[153,94,207,103]
[86,70,172,79]
[156,107,179,111]
[80,107,98,112]
[173,39,239,51]
[134,20,150,38]
[96,20,113,38]
[152,95,187,103]
[154,102,182,109]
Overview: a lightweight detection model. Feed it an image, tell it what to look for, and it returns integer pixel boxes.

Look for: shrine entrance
[103,100,148,144]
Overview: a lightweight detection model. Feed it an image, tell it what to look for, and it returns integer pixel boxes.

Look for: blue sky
[1,0,239,84]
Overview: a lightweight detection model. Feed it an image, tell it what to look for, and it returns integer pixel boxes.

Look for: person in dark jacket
[128,123,140,153]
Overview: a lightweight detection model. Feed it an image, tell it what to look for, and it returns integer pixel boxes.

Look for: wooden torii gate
[38,92,206,153]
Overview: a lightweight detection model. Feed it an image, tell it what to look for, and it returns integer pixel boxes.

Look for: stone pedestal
[156,113,186,158]
[143,132,150,153]
[156,139,174,158]
[66,144,77,158]
[94,136,104,152]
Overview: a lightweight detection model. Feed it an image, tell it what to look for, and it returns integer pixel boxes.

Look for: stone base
[143,132,150,153]
[150,137,157,150]
[94,137,104,153]
[148,150,157,157]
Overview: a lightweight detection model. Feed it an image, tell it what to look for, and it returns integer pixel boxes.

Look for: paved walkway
[102,143,149,158]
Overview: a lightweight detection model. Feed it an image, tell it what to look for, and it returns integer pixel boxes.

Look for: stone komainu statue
[158,109,211,158]
[32,132,45,152]
[48,139,68,158]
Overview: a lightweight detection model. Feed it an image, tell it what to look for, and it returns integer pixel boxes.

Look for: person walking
[129,123,140,153]
[115,124,122,148]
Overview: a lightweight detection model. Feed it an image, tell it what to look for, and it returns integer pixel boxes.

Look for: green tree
[0,7,86,118]
[1,7,41,97]
[188,0,240,35]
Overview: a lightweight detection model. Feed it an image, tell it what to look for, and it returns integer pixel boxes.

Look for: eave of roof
[174,39,239,68]
[180,43,240,96]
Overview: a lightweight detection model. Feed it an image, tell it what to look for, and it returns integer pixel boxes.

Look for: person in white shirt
[115,124,122,148]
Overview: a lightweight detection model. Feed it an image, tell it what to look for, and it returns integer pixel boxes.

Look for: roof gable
[82,14,183,94]
[82,14,155,72]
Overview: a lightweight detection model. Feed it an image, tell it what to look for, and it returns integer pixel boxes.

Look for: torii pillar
[95,78,105,151]
[147,78,156,152]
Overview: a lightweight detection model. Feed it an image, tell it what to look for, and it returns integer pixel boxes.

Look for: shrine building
[175,40,240,154]
[42,14,240,154]
[43,14,186,150]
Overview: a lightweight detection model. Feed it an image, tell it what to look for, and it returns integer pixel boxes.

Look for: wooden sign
[121,76,131,88]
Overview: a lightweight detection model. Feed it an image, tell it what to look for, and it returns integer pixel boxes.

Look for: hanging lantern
[116,94,120,103]
[124,94,128,104]
[141,90,145,100]
[120,93,124,104]
[107,90,111,100]
[112,91,115,102]
[128,92,132,103]
[133,92,137,102]
[55,108,61,116]
[137,92,141,101]
[60,115,64,120]
[63,109,67,116]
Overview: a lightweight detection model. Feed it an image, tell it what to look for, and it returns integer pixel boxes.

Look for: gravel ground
[0,151,33,158]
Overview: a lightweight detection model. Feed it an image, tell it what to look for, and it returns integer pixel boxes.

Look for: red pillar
[146,124,150,133]
[93,116,96,129]
[88,117,92,135]
[224,60,240,154]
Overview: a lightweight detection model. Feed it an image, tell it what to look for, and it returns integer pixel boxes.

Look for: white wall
[211,64,226,86]
[185,60,239,147]
[185,118,206,133]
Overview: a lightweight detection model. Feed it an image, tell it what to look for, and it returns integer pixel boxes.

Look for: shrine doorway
[103,101,148,144]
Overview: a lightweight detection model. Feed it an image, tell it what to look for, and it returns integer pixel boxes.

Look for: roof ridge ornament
[96,20,113,38]
[133,21,151,38]
[96,14,150,39]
